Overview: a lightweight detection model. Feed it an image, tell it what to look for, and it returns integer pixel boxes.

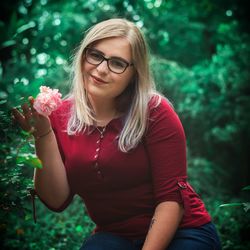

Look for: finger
[28,96,35,111]
[21,103,32,121]
[28,96,39,119]
[12,108,24,121]
[21,102,37,129]
[12,107,36,132]
[12,108,27,129]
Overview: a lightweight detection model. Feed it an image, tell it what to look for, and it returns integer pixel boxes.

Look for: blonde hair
[67,18,161,152]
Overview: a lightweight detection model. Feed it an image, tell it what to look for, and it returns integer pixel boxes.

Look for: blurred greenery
[1,0,249,249]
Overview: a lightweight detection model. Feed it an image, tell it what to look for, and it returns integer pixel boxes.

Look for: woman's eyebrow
[91,47,105,55]
[91,47,129,62]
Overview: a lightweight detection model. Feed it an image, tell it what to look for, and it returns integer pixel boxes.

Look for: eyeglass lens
[85,48,130,74]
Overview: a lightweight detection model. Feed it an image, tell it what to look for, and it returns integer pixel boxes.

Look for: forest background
[0,0,249,249]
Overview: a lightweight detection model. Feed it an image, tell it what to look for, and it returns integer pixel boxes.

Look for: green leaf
[242,186,250,191]
[243,203,250,212]
[0,100,7,104]
[75,225,83,233]
[219,203,243,208]
[16,21,36,34]
[28,157,42,169]
[1,40,16,49]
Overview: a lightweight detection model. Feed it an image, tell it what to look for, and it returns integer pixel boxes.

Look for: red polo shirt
[38,96,211,239]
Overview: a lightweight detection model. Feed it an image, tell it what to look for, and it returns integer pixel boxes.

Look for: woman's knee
[167,223,221,250]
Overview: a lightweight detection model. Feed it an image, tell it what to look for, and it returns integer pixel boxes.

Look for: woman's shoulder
[53,98,73,115]
[148,94,175,117]
[146,94,185,138]
[49,98,73,129]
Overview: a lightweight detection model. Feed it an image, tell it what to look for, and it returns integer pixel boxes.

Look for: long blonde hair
[67,18,161,152]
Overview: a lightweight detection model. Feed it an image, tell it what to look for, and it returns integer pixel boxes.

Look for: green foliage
[210,199,250,250]
[1,0,249,249]
[0,109,94,249]
[0,109,32,247]
[2,196,94,250]
[216,188,250,250]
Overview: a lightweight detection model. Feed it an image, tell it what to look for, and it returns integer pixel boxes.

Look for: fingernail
[29,96,34,103]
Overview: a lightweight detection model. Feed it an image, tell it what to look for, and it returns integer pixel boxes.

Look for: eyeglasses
[85,47,133,74]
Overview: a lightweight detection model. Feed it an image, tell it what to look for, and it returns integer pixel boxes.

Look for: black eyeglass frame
[84,47,134,74]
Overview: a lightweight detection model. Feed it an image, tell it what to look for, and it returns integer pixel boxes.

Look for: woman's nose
[96,60,109,73]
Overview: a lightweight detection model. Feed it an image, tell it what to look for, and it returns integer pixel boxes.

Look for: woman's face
[82,37,135,103]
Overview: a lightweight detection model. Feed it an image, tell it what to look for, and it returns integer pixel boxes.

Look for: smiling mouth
[91,75,108,84]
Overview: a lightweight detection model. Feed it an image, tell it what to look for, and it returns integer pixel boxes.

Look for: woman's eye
[110,59,126,68]
[90,52,102,61]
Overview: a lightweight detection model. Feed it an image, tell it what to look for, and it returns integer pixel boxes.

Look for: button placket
[92,126,106,180]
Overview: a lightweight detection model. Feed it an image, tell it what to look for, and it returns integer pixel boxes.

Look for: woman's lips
[91,74,108,84]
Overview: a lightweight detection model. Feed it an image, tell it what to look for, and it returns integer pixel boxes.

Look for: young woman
[12,18,221,250]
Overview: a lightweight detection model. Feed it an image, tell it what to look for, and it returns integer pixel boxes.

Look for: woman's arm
[142,201,184,250]
[143,98,187,248]
[12,100,71,210]
[33,130,71,210]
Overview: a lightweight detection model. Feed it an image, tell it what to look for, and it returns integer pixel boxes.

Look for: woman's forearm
[33,131,70,209]
[142,201,184,250]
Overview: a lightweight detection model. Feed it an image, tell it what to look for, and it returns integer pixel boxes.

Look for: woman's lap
[80,222,221,250]
[80,232,138,250]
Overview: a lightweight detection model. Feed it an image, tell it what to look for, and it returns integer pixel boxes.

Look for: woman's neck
[88,95,118,126]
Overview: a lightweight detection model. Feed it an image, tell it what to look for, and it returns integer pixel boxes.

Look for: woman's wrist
[32,128,53,141]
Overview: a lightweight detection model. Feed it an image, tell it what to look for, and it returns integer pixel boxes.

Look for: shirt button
[178,181,187,189]
[97,170,103,180]
[94,154,98,159]
[96,148,100,152]
[96,140,100,144]
[93,162,98,169]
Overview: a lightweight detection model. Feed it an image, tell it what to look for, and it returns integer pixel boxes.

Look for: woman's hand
[12,96,51,138]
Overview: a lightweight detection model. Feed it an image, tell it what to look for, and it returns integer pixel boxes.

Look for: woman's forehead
[90,37,132,59]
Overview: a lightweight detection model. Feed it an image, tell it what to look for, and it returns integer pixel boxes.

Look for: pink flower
[33,86,62,116]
